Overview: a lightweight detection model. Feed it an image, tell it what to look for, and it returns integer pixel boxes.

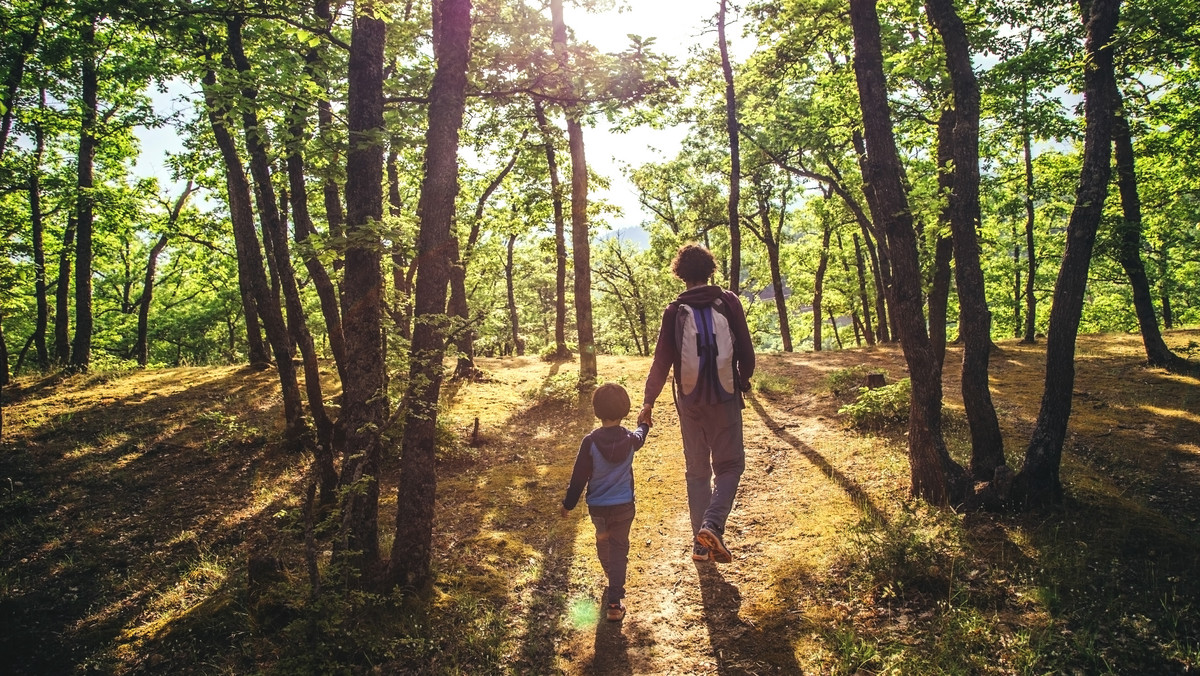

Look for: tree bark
[389,0,472,591]
[69,16,97,372]
[450,142,521,378]
[850,0,968,504]
[506,233,523,355]
[30,95,49,370]
[852,233,876,345]
[532,100,570,358]
[201,69,271,368]
[926,0,1006,479]
[226,18,305,441]
[812,220,832,352]
[928,107,955,372]
[1017,0,1122,507]
[718,0,741,292]
[1022,120,1038,344]
[550,0,596,383]
[1111,89,1196,375]
[337,5,390,575]
[134,183,195,367]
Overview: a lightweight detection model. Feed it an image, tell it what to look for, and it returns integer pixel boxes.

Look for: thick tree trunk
[1017,0,1122,508]
[1012,232,1022,338]
[926,0,1005,479]
[532,100,570,358]
[337,8,390,575]
[850,0,968,504]
[1111,92,1196,375]
[389,0,472,591]
[69,17,97,372]
[226,18,305,440]
[718,0,741,292]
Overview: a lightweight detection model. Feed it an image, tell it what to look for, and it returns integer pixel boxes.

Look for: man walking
[639,244,754,563]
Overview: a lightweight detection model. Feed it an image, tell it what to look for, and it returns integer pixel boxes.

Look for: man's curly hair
[671,244,717,285]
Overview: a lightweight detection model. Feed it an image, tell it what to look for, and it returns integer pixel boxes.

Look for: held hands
[637,404,654,428]
[559,505,569,518]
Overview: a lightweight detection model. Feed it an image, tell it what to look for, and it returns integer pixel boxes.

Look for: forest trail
[3,331,1199,674]
[436,330,1200,673]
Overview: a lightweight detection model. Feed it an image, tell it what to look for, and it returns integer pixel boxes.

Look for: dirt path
[442,351,913,674]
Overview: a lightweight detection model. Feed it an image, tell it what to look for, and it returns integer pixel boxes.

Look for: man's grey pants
[677,397,745,537]
[588,502,636,602]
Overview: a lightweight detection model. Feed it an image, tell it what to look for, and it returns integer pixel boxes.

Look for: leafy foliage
[838,377,911,429]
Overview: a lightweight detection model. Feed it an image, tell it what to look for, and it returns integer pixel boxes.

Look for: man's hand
[637,404,654,428]
[560,505,569,518]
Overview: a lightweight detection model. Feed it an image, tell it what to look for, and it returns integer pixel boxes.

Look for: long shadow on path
[747,394,888,527]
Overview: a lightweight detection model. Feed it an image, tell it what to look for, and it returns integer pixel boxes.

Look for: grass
[2,330,1199,674]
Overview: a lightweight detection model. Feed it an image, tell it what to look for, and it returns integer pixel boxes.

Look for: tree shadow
[695,561,803,673]
[1,367,301,674]
[746,394,889,526]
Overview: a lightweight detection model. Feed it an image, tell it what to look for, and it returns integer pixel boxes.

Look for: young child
[560,382,651,621]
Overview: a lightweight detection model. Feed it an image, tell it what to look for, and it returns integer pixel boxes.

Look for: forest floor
[2,330,1199,674]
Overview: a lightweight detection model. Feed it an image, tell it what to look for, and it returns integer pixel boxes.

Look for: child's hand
[560,505,569,518]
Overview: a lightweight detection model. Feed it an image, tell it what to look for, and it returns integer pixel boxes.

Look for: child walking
[560,383,651,621]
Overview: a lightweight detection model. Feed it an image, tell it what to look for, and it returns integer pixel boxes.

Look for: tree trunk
[450,143,521,378]
[202,69,271,368]
[852,233,876,345]
[54,217,75,365]
[1158,249,1173,329]
[1017,0,1122,508]
[828,308,845,349]
[1012,231,1022,338]
[0,10,40,159]
[926,0,1005,479]
[850,0,968,504]
[30,98,49,370]
[1111,90,1195,375]
[506,233,523,355]
[550,0,596,384]
[532,100,570,358]
[337,7,390,576]
[70,16,97,372]
[928,107,955,373]
[389,0,472,591]
[1022,124,1038,344]
[133,183,195,368]
[812,221,832,352]
[291,44,348,383]
[226,18,305,441]
[718,0,741,292]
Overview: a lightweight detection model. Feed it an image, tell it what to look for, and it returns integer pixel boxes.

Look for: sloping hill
[3,330,1198,674]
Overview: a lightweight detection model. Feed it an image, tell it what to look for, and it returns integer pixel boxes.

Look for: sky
[133,1,751,236]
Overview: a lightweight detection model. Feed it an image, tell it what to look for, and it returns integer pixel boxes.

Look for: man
[639,244,754,563]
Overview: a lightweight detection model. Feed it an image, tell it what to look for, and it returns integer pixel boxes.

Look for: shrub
[824,364,886,397]
[753,371,793,397]
[838,378,910,429]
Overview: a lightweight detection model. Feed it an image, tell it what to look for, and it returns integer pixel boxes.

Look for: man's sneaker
[692,541,712,562]
[606,601,626,621]
[697,522,732,563]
